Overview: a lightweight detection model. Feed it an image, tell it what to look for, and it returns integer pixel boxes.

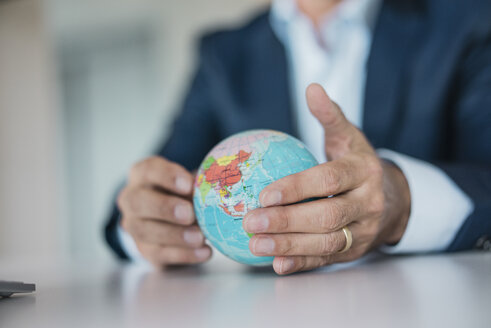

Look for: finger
[129,156,194,195]
[272,223,371,275]
[118,187,195,225]
[122,219,205,248]
[249,230,347,257]
[259,157,366,206]
[273,256,333,275]
[306,83,369,159]
[244,196,359,234]
[137,243,212,266]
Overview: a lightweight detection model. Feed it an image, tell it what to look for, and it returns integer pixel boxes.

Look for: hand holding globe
[193,130,318,265]
[195,84,410,274]
[118,84,410,275]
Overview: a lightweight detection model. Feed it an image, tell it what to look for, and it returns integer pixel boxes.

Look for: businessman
[105,0,491,274]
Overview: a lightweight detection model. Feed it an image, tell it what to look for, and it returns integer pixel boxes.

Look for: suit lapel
[363,0,426,148]
[245,14,297,138]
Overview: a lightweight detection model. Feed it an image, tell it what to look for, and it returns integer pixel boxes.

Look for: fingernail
[261,190,282,207]
[281,257,295,274]
[183,229,204,245]
[174,203,193,223]
[195,247,211,259]
[176,176,192,193]
[253,237,275,255]
[244,213,269,233]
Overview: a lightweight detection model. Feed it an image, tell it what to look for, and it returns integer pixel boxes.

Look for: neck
[296,0,343,27]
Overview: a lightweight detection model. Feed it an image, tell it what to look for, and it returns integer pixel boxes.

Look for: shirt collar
[270,0,382,43]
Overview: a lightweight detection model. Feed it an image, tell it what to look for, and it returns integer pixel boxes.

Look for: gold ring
[339,226,353,253]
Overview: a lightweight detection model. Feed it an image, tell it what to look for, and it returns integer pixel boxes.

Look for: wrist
[380,159,411,246]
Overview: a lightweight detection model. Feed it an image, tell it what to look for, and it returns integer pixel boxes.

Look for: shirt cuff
[377,149,474,253]
[117,222,147,263]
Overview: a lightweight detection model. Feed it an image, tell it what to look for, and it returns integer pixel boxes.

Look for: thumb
[306,83,350,137]
[306,83,362,159]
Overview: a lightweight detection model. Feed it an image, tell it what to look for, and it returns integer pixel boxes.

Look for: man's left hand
[243,84,411,275]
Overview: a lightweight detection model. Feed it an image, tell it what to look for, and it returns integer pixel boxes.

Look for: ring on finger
[338,226,353,253]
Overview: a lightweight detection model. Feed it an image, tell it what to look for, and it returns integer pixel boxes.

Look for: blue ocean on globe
[193,129,318,265]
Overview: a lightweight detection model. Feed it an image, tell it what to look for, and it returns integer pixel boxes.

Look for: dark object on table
[0,280,36,298]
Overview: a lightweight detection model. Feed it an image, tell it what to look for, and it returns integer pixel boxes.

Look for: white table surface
[1,251,490,328]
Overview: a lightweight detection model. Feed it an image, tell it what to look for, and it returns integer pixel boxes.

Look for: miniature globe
[193,130,318,265]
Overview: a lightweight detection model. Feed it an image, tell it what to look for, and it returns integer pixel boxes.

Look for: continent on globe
[193,129,318,266]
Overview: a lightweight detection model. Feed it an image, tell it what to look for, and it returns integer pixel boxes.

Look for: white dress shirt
[118,0,475,260]
[270,0,473,252]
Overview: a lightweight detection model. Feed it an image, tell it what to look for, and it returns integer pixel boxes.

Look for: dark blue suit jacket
[105,0,491,259]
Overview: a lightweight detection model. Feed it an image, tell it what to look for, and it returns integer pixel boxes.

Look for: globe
[193,129,319,265]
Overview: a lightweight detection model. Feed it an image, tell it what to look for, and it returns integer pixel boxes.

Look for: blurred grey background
[0,0,269,262]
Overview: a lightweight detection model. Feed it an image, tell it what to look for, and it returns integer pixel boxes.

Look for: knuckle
[316,214,335,233]
[321,202,343,231]
[367,192,385,215]
[126,189,143,214]
[154,224,171,243]
[280,237,295,255]
[130,156,162,183]
[366,156,383,178]
[320,233,340,255]
[129,164,140,182]
[322,167,341,195]
[289,175,305,201]
[320,255,333,267]
[183,252,197,263]
[327,134,352,153]
[297,257,307,272]
[130,158,149,181]
[168,161,184,178]
[366,221,381,239]
[159,196,172,218]
[139,157,155,182]
[277,207,291,232]
[325,106,343,126]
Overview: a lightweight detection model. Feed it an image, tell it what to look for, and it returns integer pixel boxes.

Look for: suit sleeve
[435,25,491,251]
[104,36,221,260]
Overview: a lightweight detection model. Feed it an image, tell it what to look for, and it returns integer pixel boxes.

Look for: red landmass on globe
[233,201,244,212]
[204,150,251,189]
[218,204,234,216]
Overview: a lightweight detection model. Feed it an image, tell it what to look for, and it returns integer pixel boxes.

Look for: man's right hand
[117,156,212,267]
